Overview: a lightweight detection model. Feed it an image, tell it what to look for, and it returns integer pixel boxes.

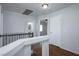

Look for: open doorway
[40,19,48,36]
[31,19,48,55]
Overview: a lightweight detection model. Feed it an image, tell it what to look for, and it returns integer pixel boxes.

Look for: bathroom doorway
[40,19,48,36]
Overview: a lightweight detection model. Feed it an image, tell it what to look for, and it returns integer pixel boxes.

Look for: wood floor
[32,44,79,56]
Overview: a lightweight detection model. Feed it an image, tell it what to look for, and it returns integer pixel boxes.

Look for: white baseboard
[60,46,79,55]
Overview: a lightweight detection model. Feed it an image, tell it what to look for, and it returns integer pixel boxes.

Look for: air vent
[22,9,33,15]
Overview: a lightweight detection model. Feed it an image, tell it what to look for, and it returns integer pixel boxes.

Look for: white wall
[34,18,40,36]
[61,4,79,54]
[3,10,36,35]
[49,4,79,54]
[49,14,62,46]
[0,5,3,47]
[37,4,79,54]
[0,5,3,35]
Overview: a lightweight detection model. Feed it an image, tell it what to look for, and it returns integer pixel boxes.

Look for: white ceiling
[1,3,75,16]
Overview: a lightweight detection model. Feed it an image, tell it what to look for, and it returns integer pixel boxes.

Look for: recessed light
[42,3,48,9]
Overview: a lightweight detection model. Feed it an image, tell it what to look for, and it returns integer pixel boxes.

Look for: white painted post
[24,45,31,56]
[15,45,32,56]
[42,39,49,56]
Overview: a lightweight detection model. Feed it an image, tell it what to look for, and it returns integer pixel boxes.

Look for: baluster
[13,35,14,42]
[18,35,21,39]
[6,36,8,45]
[4,36,6,46]
[10,36,12,43]
[22,34,24,38]
[12,35,14,42]
[20,34,22,39]
[9,36,11,43]
[14,35,17,41]
[11,35,13,42]
[32,33,33,37]
[18,35,19,39]
[13,35,16,41]
[24,35,26,38]
[21,34,22,39]
[7,36,10,44]
[23,34,25,38]
[1,33,33,46]
[17,35,19,40]
[25,34,27,38]
[4,36,7,46]
[3,36,4,46]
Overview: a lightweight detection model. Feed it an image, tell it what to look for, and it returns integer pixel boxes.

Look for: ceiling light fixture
[42,3,48,9]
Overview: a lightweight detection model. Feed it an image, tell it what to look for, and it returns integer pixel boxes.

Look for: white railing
[0,33,33,46]
[0,36,49,56]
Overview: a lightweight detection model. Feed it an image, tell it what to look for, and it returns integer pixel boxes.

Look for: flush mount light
[42,3,48,9]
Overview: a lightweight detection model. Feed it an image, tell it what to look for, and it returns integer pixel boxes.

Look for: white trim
[0,36,49,56]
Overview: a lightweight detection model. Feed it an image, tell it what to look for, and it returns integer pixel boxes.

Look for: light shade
[27,22,32,25]
[42,4,48,9]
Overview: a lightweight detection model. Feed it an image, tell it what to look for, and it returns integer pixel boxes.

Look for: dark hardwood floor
[32,44,79,56]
